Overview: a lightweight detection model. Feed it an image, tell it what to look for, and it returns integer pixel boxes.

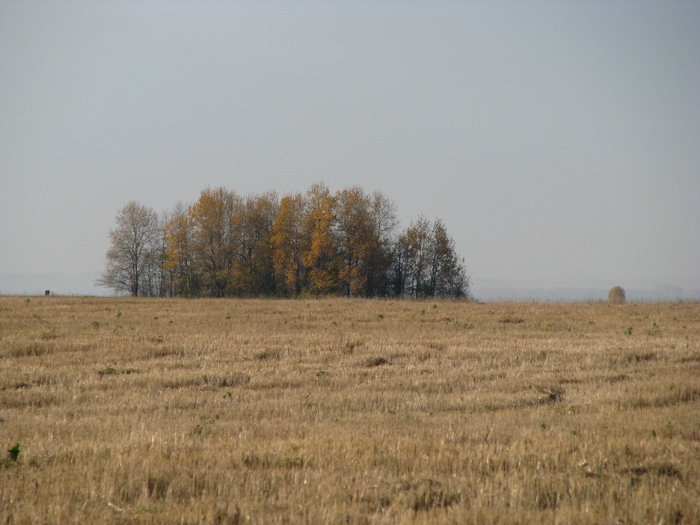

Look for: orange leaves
[303,184,340,295]
[271,193,306,296]
[187,187,242,296]
[155,183,470,298]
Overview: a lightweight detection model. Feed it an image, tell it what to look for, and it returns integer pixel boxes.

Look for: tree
[97,201,161,296]
[271,192,308,296]
[389,234,409,297]
[236,191,279,295]
[104,183,472,299]
[426,219,470,298]
[398,216,432,298]
[188,187,241,297]
[165,202,198,297]
[608,286,626,304]
[139,211,171,297]
[335,186,374,296]
[393,216,471,299]
[302,183,340,295]
[366,191,398,296]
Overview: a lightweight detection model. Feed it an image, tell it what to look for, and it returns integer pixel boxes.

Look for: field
[1,296,699,524]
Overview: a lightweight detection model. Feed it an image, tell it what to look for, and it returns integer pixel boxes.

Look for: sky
[1,1,699,299]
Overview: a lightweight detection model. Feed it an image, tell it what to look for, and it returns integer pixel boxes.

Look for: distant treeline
[98,183,471,299]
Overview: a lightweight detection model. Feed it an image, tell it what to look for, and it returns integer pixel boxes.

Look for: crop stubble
[1,297,699,523]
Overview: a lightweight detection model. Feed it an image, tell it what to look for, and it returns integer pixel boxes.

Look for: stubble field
[1,296,699,524]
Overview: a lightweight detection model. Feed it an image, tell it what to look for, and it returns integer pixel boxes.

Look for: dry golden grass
[1,296,699,524]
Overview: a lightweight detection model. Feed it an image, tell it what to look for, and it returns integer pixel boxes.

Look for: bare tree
[368,191,398,296]
[97,201,161,296]
[392,216,471,299]
[398,216,432,298]
[140,211,173,297]
[427,219,471,298]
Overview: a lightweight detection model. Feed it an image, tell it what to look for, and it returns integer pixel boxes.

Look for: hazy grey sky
[1,1,699,297]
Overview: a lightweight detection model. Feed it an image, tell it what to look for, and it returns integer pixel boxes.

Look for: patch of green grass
[98,365,116,378]
[3,443,20,467]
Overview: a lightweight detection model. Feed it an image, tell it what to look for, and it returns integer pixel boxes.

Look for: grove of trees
[97,183,471,299]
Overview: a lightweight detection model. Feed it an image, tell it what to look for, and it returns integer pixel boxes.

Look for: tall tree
[335,186,375,296]
[97,201,161,296]
[140,211,171,297]
[426,219,470,297]
[237,191,279,295]
[165,202,198,297]
[398,216,432,298]
[393,216,471,299]
[271,192,308,296]
[302,183,340,295]
[188,187,241,297]
[367,191,398,296]
[389,234,409,297]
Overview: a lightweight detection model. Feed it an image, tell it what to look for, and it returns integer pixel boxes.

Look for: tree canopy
[98,184,471,299]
